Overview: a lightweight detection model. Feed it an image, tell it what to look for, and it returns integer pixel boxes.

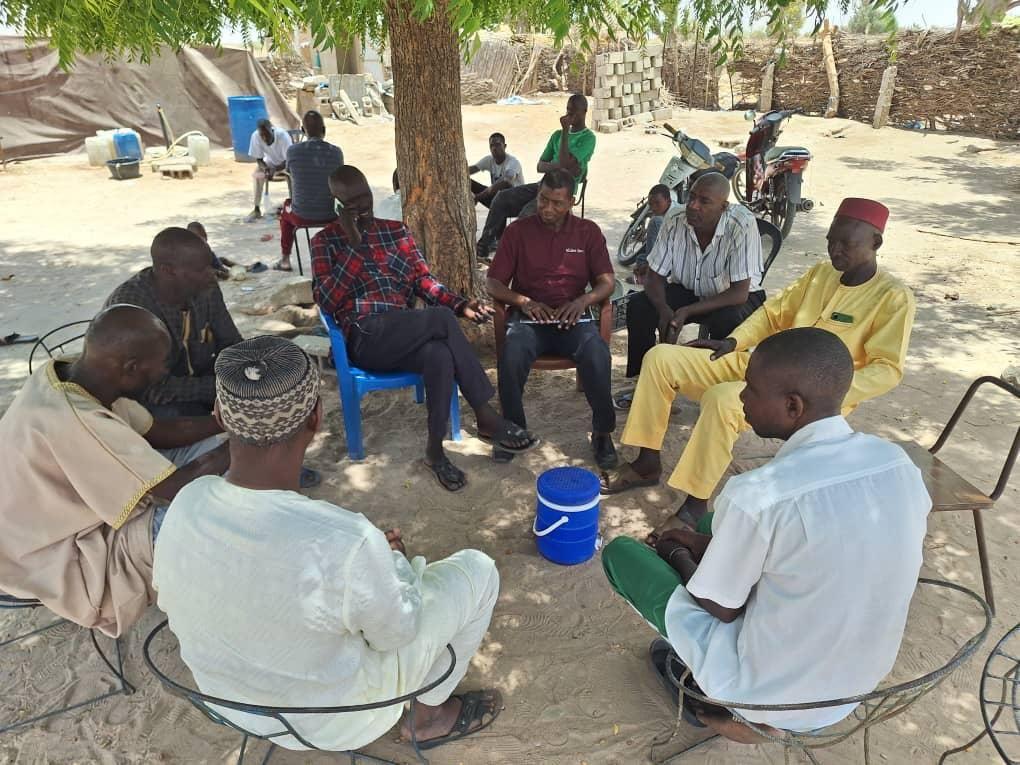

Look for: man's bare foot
[245,208,263,222]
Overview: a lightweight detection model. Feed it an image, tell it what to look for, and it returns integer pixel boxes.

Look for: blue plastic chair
[319,310,461,461]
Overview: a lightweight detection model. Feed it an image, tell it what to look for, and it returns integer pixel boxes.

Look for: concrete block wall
[592,43,673,133]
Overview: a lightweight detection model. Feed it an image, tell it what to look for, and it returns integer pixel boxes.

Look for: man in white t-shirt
[469,132,525,208]
[602,327,930,736]
[246,119,293,221]
[153,336,503,753]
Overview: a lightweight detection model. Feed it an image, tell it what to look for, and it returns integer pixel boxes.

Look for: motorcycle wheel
[617,205,650,266]
[769,174,797,239]
[731,165,747,203]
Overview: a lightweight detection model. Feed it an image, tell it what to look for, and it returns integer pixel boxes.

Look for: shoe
[591,433,619,470]
[613,390,634,410]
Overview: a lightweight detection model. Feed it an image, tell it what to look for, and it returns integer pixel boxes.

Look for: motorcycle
[617,123,738,267]
[731,108,813,239]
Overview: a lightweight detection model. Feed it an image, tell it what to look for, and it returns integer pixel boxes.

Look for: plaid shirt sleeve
[310,229,353,323]
[401,227,468,314]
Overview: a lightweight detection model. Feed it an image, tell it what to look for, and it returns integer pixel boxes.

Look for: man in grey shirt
[277,110,344,272]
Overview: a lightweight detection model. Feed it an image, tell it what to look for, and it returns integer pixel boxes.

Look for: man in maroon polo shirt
[486,169,618,468]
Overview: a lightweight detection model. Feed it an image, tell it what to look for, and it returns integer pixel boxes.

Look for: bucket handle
[533,515,569,537]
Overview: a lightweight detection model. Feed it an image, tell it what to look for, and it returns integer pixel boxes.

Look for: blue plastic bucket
[112,129,142,160]
[227,95,268,163]
[533,467,601,565]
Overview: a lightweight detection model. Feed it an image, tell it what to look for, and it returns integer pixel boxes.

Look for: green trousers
[601,514,713,635]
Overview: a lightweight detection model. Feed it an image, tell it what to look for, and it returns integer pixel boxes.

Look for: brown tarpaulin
[0,38,298,160]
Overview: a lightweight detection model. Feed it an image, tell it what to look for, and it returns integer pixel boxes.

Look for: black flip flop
[648,638,706,728]
[416,689,503,751]
[476,421,540,454]
[1,333,39,346]
[272,261,293,272]
[424,457,467,492]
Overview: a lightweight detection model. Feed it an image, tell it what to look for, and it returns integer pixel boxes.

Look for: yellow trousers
[621,344,750,499]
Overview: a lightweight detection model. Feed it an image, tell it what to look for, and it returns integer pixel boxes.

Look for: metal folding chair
[143,619,456,764]
[899,375,1020,613]
[656,579,991,764]
[0,593,134,734]
[27,319,91,374]
[940,620,1020,764]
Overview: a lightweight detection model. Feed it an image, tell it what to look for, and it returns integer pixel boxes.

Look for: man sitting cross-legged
[153,336,503,752]
[0,305,229,637]
[486,168,618,468]
[601,198,916,541]
[311,164,538,491]
[614,172,765,410]
[603,327,930,737]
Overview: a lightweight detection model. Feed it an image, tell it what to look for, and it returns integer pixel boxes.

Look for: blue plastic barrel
[227,95,268,163]
[112,129,142,160]
[533,467,601,565]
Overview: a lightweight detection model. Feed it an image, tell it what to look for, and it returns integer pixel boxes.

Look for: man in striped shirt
[615,173,765,409]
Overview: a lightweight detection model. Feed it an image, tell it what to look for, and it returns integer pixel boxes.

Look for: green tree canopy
[3,0,904,69]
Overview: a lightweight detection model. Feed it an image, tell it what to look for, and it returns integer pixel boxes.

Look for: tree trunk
[384,0,477,296]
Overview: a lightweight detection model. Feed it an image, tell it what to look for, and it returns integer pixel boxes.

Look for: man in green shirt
[475,94,596,261]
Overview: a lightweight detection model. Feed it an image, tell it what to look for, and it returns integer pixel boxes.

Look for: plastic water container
[227,95,268,163]
[84,135,113,166]
[533,467,602,565]
[187,133,211,166]
[112,129,143,160]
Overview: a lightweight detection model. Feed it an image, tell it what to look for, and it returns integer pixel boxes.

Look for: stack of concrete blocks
[592,43,673,134]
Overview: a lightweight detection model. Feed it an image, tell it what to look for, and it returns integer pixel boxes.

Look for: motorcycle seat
[765,146,812,162]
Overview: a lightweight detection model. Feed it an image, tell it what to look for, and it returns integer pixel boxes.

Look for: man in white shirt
[469,132,525,208]
[612,173,765,410]
[602,327,930,736]
[153,336,503,753]
[246,118,293,221]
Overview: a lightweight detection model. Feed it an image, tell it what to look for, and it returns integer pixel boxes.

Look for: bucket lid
[537,467,600,506]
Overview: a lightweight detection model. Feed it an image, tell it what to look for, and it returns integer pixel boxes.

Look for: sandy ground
[1,95,1019,765]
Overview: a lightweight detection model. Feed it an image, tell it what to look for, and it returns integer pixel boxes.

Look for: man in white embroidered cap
[152,335,504,753]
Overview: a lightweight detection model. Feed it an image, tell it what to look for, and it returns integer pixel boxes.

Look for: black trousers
[478,182,539,247]
[470,179,493,209]
[348,307,495,444]
[498,312,616,434]
[625,285,766,378]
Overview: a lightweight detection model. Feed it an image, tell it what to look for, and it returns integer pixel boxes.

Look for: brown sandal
[599,463,660,495]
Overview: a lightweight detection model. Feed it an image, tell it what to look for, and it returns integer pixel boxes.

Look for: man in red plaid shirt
[311,165,538,491]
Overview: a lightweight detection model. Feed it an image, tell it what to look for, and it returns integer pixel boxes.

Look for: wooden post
[872,65,897,129]
[821,21,839,118]
[760,61,775,111]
